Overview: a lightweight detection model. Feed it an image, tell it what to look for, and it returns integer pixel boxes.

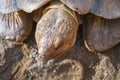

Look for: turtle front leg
[0,11,32,42]
[35,7,78,60]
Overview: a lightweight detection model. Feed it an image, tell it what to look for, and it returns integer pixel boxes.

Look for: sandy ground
[0,22,120,80]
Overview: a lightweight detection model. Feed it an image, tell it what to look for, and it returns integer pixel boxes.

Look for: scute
[91,0,120,19]
[0,0,50,14]
[0,0,20,14]
[60,0,94,15]
[61,0,120,19]
[83,14,120,52]
[17,0,50,13]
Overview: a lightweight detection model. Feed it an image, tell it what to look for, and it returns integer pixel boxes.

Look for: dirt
[0,22,120,80]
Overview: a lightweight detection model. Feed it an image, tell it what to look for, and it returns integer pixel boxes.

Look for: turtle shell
[83,14,120,52]
[1,0,120,18]
[0,0,50,14]
[17,0,50,13]
[60,0,120,19]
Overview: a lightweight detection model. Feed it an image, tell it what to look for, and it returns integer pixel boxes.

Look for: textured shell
[0,0,50,14]
[17,0,50,13]
[0,11,33,41]
[35,9,78,60]
[83,14,120,52]
[61,0,120,19]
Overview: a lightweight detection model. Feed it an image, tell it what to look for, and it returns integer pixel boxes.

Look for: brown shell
[83,14,120,52]
[0,11,33,41]
[61,0,120,19]
[35,9,78,60]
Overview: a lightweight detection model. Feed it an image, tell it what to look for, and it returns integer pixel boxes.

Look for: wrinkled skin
[35,9,78,60]
[32,7,46,22]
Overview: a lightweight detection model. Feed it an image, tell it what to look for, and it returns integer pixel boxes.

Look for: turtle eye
[54,37,63,50]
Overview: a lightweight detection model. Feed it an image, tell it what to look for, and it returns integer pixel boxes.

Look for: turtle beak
[38,46,65,60]
[40,52,57,60]
[37,36,64,60]
[38,46,57,60]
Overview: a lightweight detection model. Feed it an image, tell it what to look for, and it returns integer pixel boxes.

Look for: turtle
[34,0,120,59]
[0,0,120,60]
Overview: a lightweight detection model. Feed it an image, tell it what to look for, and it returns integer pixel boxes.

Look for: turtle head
[35,5,78,60]
[36,33,72,60]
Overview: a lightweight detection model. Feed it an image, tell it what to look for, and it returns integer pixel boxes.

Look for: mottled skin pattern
[35,9,78,59]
